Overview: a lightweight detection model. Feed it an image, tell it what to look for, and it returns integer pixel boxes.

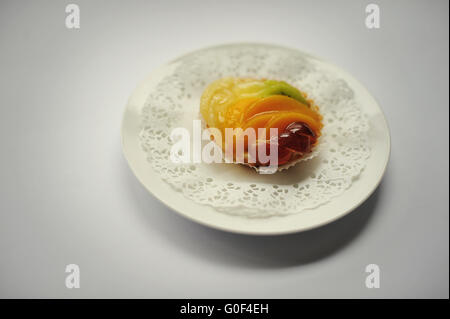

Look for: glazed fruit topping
[278,121,317,155]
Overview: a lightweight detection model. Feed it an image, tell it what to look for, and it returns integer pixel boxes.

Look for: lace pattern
[139,44,370,217]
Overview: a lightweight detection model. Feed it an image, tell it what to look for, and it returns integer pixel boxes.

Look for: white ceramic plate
[121,43,390,235]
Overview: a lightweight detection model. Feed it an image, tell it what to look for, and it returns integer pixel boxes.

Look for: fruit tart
[200,77,323,170]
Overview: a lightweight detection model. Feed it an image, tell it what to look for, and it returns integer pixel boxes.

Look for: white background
[0,0,448,298]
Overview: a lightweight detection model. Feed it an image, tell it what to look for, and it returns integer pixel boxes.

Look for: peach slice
[242,113,276,131]
[241,95,321,123]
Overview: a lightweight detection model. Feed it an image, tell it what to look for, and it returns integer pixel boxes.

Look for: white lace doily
[139,44,370,217]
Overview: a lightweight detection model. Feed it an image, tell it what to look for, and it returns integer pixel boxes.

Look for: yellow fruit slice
[225,97,259,128]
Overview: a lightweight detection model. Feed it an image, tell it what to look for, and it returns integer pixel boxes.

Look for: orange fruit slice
[242,113,276,131]
[242,95,321,123]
